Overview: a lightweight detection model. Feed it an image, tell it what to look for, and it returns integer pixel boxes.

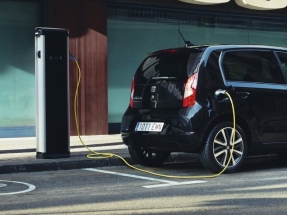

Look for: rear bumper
[121,133,202,152]
[121,105,207,152]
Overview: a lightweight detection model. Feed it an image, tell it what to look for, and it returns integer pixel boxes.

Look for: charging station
[35,27,70,159]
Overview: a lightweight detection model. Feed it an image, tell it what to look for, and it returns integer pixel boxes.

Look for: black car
[121,45,287,173]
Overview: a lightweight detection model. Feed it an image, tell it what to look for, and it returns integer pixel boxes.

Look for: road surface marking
[0,180,36,195]
[143,180,206,188]
[0,183,7,188]
[83,168,206,188]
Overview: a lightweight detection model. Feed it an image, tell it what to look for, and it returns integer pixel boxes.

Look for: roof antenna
[178,29,194,47]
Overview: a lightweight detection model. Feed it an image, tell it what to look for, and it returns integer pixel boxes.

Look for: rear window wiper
[152,77,177,80]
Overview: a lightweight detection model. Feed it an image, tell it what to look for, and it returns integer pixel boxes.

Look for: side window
[276,52,287,77]
[205,50,223,83]
[223,50,285,84]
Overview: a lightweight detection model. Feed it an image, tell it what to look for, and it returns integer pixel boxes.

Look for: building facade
[0,0,287,137]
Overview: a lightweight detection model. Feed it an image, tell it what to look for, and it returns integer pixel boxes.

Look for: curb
[0,153,202,175]
[0,156,135,175]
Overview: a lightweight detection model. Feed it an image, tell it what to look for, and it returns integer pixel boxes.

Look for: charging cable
[71,57,236,179]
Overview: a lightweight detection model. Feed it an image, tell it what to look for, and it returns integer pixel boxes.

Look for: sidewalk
[0,134,201,175]
[0,134,133,174]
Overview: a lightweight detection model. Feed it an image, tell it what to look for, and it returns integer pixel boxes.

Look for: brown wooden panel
[48,0,108,135]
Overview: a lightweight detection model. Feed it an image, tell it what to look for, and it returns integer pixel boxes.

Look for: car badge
[151,86,156,93]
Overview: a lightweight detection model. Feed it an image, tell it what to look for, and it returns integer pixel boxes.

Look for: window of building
[0,1,43,137]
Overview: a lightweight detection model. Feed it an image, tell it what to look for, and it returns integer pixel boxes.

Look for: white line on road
[83,168,206,188]
[0,183,7,188]
[84,168,175,183]
[143,180,206,188]
[0,180,36,195]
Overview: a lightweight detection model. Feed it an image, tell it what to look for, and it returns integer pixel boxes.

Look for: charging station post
[35,27,70,159]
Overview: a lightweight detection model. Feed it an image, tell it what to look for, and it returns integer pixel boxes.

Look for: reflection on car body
[121,45,287,173]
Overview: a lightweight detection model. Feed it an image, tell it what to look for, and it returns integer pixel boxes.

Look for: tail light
[129,78,135,108]
[183,73,198,107]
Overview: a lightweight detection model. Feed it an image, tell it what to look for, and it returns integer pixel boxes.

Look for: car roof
[149,44,287,55]
[198,44,287,51]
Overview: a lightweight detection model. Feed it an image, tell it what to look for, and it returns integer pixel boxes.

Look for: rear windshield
[135,49,203,80]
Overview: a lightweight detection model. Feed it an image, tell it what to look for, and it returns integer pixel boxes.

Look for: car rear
[121,47,206,152]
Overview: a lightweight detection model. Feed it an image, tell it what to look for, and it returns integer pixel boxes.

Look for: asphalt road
[0,155,287,215]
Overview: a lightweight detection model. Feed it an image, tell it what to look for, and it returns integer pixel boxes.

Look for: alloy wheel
[213,127,244,168]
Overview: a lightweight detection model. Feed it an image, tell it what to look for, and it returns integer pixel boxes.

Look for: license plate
[135,122,164,132]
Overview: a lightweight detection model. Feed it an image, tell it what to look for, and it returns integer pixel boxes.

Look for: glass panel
[136,51,202,81]
[249,30,287,46]
[0,1,42,136]
[107,20,179,123]
[276,52,287,76]
[223,51,285,84]
[205,50,223,84]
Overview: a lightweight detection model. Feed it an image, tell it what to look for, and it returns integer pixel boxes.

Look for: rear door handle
[236,92,250,99]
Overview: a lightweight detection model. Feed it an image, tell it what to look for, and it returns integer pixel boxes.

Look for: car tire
[200,122,247,173]
[128,147,171,167]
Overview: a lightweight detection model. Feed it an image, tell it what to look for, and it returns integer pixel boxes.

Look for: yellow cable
[73,60,236,179]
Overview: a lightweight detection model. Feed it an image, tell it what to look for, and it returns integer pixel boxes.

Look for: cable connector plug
[214,89,227,99]
[69,54,77,62]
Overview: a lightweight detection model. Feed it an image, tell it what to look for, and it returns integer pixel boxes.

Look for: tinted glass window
[206,50,222,83]
[223,50,285,84]
[136,50,202,80]
[276,52,287,77]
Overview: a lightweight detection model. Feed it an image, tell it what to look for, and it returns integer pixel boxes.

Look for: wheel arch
[204,113,252,149]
